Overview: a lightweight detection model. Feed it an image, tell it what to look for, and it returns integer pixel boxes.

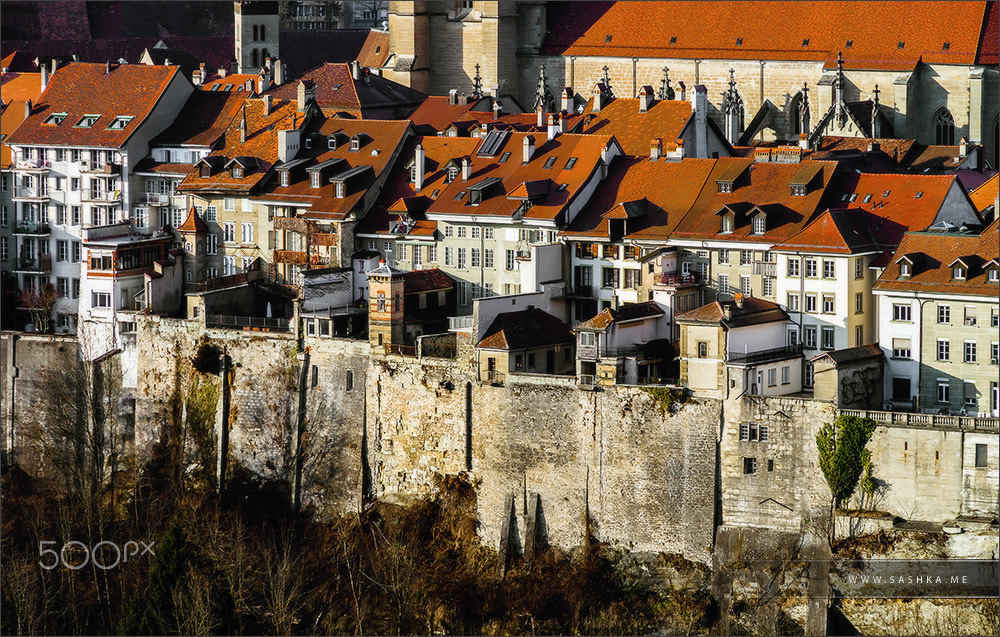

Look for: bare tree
[18,281,59,333]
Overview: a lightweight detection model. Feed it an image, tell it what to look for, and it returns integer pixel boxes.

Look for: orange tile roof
[478,307,575,350]
[669,158,836,244]
[560,156,717,242]
[132,160,194,176]
[0,72,42,105]
[1,101,30,168]
[252,118,412,221]
[265,63,425,117]
[773,208,880,254]
[425,132,617,223]
[574,301,664,331]
[6,62,181,148]
[407,95,491,133]
[152,90,249,148]
[579,97,692,156]
[543,2,996,70]
[676,297,790,327]
[200,74,258,91]
[969,174,999,213]
[874,219,999,297]
[357,30,391,69]
[177,207,209,233]
[178,98,305,195]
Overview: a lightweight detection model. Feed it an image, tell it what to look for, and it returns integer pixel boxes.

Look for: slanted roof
[264,63,425,118]
[150,90,249,148]
[177,207,208,233]
[968,174,998,214]
[574,301,664,331]
[676,296,790,327]
[542,2,996,70]
[773,208,880,254]
[6,62,181,148]
[357,30,391,69]
[403,268,454,294]
[1,101,30,168]
[811,344,884,365]
[478,308,575,350]
[0,71,42,105]
[578,97,694,156]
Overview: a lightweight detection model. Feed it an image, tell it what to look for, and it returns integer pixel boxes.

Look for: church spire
[472,63,483,99]
[601,64,614,98]
[532,64,554,112]
[799,81,810,137]
[834,51,846,126]
[871,83,881,138]
[658,66,674,101]
[720,69,744,144]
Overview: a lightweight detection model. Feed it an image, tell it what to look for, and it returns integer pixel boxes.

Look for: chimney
[691,84,708,159]
[259,64,271,92]
[799,133,810,150]
[601,142,610,166]
[461,156,472,181]
[547,114,559,141]
[51,59,58,74]
[561,87,573,113]
[558,113,568,133]
[164,58,171,67]
[297,80,315,113]
[278,128,301,162]
[350,59,361,81]
[867,141,880,153]
[678,81,687,102]
[492,99,502,118]
[230,59,238,75]
[218,66,227,78]
[24,100,31,119]
[40,64,49,91]
[959,137,968,158]
[650,138,662,161]
[239,107,247,144]
[414,143,425,191]
[734,293,744,309]
[245,79,254,93]
[105,60,111,74]
[273,58,283,85]
[638,86,653,112]
[522,135,535,163]
[448,88,458,105]
[196,62,206,86]
[722,302,733,319]
[592,83,605,112]
[263,94,272,114]
[536,105,545,128]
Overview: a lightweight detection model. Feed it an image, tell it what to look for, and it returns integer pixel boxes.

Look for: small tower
[721,68,744,145]
[177,206,209,282]
[234,1,280,75]
[367,260,406,349]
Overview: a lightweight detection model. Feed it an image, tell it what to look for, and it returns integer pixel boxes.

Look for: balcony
[840,408,998,432]
[726,342,803,366]
[11,187,49,201]
[654,272,700,289]
[484,369,505,385]
[13,255,52,273]
[12,222,51,235]
[206,314,290,332]
[15,158,50,172]
[82,189,122,205]
[568,284,594,297]
[272,250,333,267]
[80,161,121,175]
[752,261,777,277]
[139,192,171,207]
[449,315,474,332]
[274,216,311,233]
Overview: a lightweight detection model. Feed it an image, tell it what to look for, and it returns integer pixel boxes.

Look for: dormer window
[752,215,766,235]
[311,172,321,188]
[280,171,289,187]
[75,114,100,128]
[305,138,313,149]
[988,267,999,283]
[328,137,337,150]
[350,138,360,151]
[106,116,133,130]
[44,112,67,125]
[720,213,734,234]
[791,185,806,197]
[335,182,345,198]
[899,262,912,277]
[409,165,417,183]
[447,166,459,183]
[717,181,733,194]
[232,166,243,178]
[200,164,211,178]
[952,265,966,280]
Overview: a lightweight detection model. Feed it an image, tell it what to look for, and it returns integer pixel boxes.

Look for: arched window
[252,24,259,41]
[789,93,803,136]
[260,25,266,41]
[262,49,270,63]
[251,48,259,68]
[935,108,955,145]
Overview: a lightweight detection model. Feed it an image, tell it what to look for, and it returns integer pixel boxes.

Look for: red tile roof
[357,30,391,69]
[200,74,258,91]
[560,156,717,242]
[177,207,209,233]
[773,208,880,254]
[6,62,181,148]
[574,300,664,331]
[1,72,42,105]
[478,307,575,350]
[404,268,454,294]
[407,95,492,133]
[1,101,31,168]
[264,63,425,118]
[874,220,999,297]
[579,97,692,155]
[969,174,998,213]
[252,118,412,221]
[542,2,996,70]
[676,297,790,327]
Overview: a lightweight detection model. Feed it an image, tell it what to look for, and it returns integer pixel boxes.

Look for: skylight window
[605,34,612,43]
[915,191,923,199]
[736,38,743,46]
[882,190,890,197]
[106,116,133,130]
[802,38,809,47]
[499,152,511,163]
[210,84,221,91]
[942,42,950,50]
[670,36,677,44]
[863,194,872,203]
[846,40,853,48]
[558,183,568,191]
[543,156,557,169]
[75,114,100,128]
[44,112,67,125]
[453,191,465,201]
[564,157,578,170]
[848,193,857,202]
[897,41,904,49]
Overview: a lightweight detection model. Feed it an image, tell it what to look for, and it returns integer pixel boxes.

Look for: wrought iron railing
[727,343,803,365]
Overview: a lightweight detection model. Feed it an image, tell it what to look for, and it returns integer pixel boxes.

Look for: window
[106,116,133,130]
[953,265,966,280]
[937,339,950,361]
[740,250,752,265]
[444,247,454,266]
[224,197,235,211]
[965,341,977,363]
[412,245,422,266]
[602,267,618,289]
[457,247,466,269]
[937,379,950,403]
[821,326,835,349]
[457,281,469,306]
[762,277,774,297]
[822,294,835,314]
[241,256,253,272]
[892,303,911,321]
[935,108,955,146]
[743,457,756,474]
[44,112,67,125]
[781,366,790,384]
[0,237,6,260]
[241,222,254,244]
[428,244,437,263]
[804,258,817,278]
[991,342,999,364]
[56,277,69,298]
[822,260,835,279]
[91,291,111,308]
[740,275,751,296]
[718,249,730,265]
[720,213,734,233]
[767,368,777,387]
[505,250,516,270]
[993,308,999,328]
[624,268,640,289]
[75,114,100,128]
[855,258,863,279]
[718,274,729,295]
[56,240,68,262]
[892,338,911,359]
[804,325,817,348]
[71,206,81,225]
[71,278,80,299]
[484,248,494,268]
[937,304,950,323]
[805,294,817,313]
[964,306,976,325]
[72,241,80,262]
[457,226,467,238]
[697,341,708,358]
[752,215,766,234]
[787,292,799,311]
[989,268,1000,283]
[804,361,814,387]
[223,222,235,243]
[787,257,800,277]
[975,444,988,468]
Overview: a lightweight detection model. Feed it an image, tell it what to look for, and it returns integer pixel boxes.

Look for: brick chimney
[522,135,535,164]
[414,143,425,191]
[461,156,471,181]
[650,138,662,161]
[799,132,810,151]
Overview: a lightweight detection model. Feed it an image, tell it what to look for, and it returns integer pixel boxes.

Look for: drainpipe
[695,59,701,85]
[632,57,638,98]
[759,60,766,141]
[570,56,576,93]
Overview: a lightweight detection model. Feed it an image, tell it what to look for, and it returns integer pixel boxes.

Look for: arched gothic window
[935,108,955,145]
[251,48,259,68]
[260,25,266,41]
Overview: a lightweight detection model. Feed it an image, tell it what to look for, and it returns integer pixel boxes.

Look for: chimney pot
[40,64,49,91]
[461,156,472,181]
[522,135,536,164]
[650,138,662,160]
[449,88,458,105]
[24,100,31,119]
[561,86,573,113]
[414,143,426,191]
[536,106,545,128]
[799,132,810,151]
